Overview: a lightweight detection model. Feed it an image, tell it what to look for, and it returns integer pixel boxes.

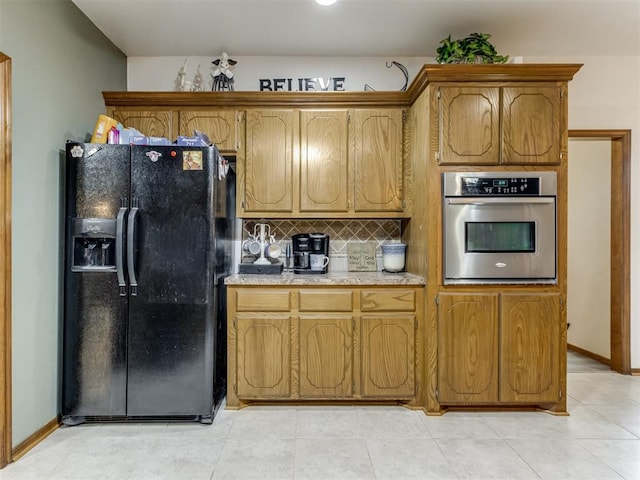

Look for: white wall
[0,0,127,446]
[127,56,431,92]
[567,139,611,358]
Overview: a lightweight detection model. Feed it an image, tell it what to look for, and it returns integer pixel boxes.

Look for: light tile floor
[2,352,639,480]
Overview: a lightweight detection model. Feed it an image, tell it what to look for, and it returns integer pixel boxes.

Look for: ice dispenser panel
[72,218,117,271]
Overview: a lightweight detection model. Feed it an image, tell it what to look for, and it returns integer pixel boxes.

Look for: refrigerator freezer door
[63,143,130,420]
[127,146,217,417]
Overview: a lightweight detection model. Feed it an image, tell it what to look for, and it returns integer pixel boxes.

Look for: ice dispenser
[71,218,117,271]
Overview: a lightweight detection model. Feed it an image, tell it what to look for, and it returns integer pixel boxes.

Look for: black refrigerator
[62,142,235,425]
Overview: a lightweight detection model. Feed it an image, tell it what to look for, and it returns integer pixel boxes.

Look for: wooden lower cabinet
[437,292,561,406]
[437,293,499,403]
[236,314,292,399]
[228,285,422,406]
[500,293,561,403]
[361,314,415,398]
[299,314,354,398]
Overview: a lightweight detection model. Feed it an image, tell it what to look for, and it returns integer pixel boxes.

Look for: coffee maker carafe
[292,233,329,274]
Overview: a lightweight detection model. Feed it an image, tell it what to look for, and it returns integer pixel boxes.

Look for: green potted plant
[436,33,509,64]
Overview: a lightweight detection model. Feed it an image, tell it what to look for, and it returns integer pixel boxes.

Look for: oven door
[443,196,556,284]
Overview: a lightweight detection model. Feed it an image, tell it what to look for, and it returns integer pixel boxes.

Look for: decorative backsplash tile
[243,219,400,251]
[242,219,402,271]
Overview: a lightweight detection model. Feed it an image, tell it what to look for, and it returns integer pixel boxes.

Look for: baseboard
[631,368,640,376]
[567,343,610,366]
[11,417,59,462]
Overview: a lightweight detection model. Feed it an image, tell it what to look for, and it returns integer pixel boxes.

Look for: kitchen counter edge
[224,271,425,286]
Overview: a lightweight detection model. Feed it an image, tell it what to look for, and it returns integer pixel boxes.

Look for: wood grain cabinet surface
[242,109,295,214]
[239,108,405,218]
[352,109,404,213]
[107,107,240,152]
[235,314,292,400]
[361,314,415,398]
[299,314,354,398]
[178,110,239,152]
[299,110,350,213]
[437,292,561,406]
[227,285,422,407]
[108,108,174,140]
[438,84,564,165]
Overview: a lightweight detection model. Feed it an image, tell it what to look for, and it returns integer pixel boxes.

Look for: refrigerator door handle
[127,200,139,296]
[116,206,128,296]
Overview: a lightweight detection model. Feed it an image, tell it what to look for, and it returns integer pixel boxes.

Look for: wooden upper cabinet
[499,293,561,403]
[240,107,405,218]
[299,110,349,213]
[502,86,563,164]
[243,109,294,214]
[178,110,238,152]
[439,87,500,165]
[352,109,404,213]
[108,109,174,139]
[438,84,564,166]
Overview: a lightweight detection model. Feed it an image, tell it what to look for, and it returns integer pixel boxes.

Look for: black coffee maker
[292,233,330,274]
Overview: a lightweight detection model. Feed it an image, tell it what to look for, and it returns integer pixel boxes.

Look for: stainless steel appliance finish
[443,171,557,284]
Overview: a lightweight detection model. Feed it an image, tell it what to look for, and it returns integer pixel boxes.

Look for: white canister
[381,242,407,272]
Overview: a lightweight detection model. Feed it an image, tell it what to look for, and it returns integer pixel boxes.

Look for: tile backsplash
[242,219,402,271]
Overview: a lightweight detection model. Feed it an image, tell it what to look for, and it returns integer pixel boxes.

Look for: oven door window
[465,222,535,253]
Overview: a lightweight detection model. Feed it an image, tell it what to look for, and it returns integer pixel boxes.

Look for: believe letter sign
[259,77,346,91]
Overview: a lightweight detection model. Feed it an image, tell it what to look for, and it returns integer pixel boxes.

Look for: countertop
[224,271,425,286]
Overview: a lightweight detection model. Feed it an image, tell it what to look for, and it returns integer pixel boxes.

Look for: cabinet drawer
[299,290,353,312]
[361,290,415,311]
[236,289,291,311]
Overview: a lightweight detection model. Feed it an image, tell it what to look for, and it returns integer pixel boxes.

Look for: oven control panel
[443,172,557,197]
[460,177,541,195]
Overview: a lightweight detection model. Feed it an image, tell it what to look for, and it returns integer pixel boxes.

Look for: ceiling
[71,0,640,58]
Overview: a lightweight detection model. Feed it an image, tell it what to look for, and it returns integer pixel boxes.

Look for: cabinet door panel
[438,293,499,403]
[299,315,353,398]
[353,109,403,212]
[439,87,500,165]
[244,110,294,213]
[502,86,561,164]
[300,110,349,212]
[500,293,561,402]
[236,315,291,399]
[110,109,173,139]
[361,314,415,398]
[179,110,237,151]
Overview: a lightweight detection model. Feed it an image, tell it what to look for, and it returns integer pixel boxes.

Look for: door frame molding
[0,51,12,468]
[568,129,631,374]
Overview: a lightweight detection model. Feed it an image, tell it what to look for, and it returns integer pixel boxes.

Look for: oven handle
[445,197,555,205]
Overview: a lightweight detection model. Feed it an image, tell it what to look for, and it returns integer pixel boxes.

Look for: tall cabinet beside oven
[403,64,582,415]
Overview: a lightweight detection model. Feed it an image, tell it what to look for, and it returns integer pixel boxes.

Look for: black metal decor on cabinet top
[62,143,235,425]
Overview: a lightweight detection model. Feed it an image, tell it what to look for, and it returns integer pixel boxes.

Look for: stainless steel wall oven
[443,171,557,284]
